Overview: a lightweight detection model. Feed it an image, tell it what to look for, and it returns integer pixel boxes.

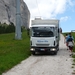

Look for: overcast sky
[24,0,75,32]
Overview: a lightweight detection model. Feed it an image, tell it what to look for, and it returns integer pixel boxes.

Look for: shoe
[70,53,73,56]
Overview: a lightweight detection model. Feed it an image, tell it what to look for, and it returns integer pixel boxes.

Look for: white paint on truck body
[30,37,57,47]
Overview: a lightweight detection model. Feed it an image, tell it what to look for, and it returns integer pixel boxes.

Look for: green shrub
[5,24,15,33]
[0,23,25,34]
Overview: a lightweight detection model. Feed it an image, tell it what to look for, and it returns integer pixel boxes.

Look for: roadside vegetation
[71,32,75,71]
[0,22,25,34]
[0,30,30,75]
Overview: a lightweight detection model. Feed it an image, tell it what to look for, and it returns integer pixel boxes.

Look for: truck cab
[30,18,60,55]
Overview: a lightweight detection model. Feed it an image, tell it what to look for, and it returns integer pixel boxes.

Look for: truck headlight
[30,48,35,51]
[50,48,56,51]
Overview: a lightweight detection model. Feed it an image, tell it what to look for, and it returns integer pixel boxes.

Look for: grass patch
[0,30,31,75]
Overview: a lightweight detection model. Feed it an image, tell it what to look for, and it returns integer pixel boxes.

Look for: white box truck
[30,18,60,55]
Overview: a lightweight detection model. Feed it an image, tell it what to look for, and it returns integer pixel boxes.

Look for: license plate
[40,49,45,51]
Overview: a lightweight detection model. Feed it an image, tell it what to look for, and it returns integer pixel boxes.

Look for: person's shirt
[67,35,74,42]
[67,37,73,42]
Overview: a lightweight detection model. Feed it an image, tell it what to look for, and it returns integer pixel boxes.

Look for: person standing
[64,34,68,50]
[67,33,74,56]
[59,28,62,33]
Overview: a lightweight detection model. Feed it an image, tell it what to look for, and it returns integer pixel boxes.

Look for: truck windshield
[31,27,54,37]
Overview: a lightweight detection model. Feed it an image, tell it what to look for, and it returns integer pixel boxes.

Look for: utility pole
[15,0,22,40]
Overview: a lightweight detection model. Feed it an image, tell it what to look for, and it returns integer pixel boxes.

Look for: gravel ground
[2,34,73,75]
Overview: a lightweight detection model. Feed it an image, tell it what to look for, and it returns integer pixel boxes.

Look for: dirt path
[2,34,73,75]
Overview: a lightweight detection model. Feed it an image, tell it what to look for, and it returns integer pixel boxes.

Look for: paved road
[2,34,73,75]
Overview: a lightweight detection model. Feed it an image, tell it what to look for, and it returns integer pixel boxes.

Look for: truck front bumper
[30,47,57,53]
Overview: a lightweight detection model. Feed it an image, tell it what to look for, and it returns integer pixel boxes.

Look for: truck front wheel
[54,51,57,55]
[32,51,36,55]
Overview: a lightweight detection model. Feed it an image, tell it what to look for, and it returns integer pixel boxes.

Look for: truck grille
[36,44,49,47]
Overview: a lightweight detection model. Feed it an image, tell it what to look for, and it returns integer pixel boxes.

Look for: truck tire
[32,52,36,55]
[57,47,59,51]
[54,51,57,55]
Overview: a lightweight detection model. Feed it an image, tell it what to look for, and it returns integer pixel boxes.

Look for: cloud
[24,0,75,19]
[68,0,75,6]
[60,16,69,22]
